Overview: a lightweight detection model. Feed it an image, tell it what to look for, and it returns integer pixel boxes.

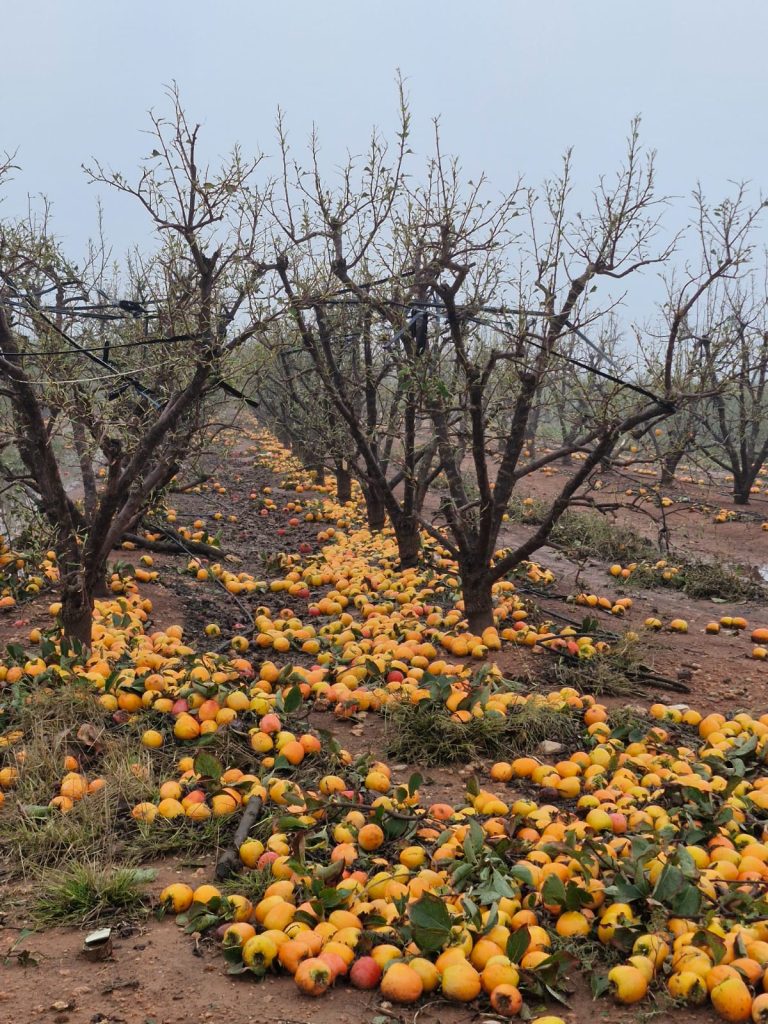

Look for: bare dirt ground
[3,447,765,1024]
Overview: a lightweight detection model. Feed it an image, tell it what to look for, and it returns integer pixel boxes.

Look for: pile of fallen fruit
[3,432,768,1023]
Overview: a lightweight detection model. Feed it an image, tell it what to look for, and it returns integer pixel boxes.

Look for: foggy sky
[2,0,767,320]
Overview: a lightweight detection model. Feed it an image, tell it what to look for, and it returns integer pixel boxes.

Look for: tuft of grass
[551,933,623,972]
[126,816,231,862]
[672,559,763,602]
[31,860,154,926]
[219,866,271,903]
[623,556,765,602]
[0,686,162,877]
[4,791,122,879]
[506,500,657,563]
[544,635,647,698]
[545,657,642,698]
[384,702,489,766]
[384,696,582,766]
[507,498,766,602]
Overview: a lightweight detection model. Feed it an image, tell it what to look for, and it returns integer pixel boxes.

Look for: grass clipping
[384,694,582,767]
[32,860,155,926]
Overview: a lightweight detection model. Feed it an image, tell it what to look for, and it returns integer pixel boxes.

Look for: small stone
[51,1001,73,1012]
[538,740,565,756]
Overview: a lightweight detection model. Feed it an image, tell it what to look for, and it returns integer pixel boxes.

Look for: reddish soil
[3,444,768,1024]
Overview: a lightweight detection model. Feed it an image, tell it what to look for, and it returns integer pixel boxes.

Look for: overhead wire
[1,269,668,409]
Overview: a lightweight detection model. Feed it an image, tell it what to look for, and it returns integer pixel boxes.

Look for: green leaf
[294,909,319,926]
[461,897,481,931]
[283,685,303,714]
[464,775,480,799]
[606,877,648,903]
[692,929,725,965]
[482,904,499,936]
[541,873,567,908]
[126,868,157,884]
[590,971,610,998]
[20,804,52,819]
[226,961,249,975]
[194,751,222,781]
[475,869,516,904]
[450,862,475,888]
[407,772,423,797]
[506,925,530,965]
[509,863,536,887]
[222,943,245,964]
[652,863,684,903]
[383,816,409,840]
[676,846,699,880]
[563,881,593,912]
[185,912,220,933]
[276,815,310,831]
[409,893,453,953]
[671,881,702,918]
[463,818,485,863]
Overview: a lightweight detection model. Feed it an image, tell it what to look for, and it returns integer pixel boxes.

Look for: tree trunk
[335,464,352,504]
[526,404,541,461]
[461,568,495,633]
[363,484,387,532]
[660,450,683,487]
[59,567,93,649]
[72,421,97,518]
[393,514,421,568]
[88,556,110,599]
[733,482,751,505]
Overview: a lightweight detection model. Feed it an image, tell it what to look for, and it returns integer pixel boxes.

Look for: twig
[214,797,264,880]
[123,531,228,560]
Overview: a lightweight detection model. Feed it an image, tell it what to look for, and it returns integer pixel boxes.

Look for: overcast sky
[2,0,767,317]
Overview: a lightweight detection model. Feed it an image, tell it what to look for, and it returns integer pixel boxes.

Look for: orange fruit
[490,984,523,1017]
[380,962,423,1004]
[357,824,385,851]
[160,883,194,913]
[441,960,482,1002]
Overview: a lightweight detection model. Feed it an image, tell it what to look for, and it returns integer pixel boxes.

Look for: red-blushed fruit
[380,962,424,1004]
[350,956,383,990]
[294,957,333,996]
[318,951,348,980]
[490,983,524,1017]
